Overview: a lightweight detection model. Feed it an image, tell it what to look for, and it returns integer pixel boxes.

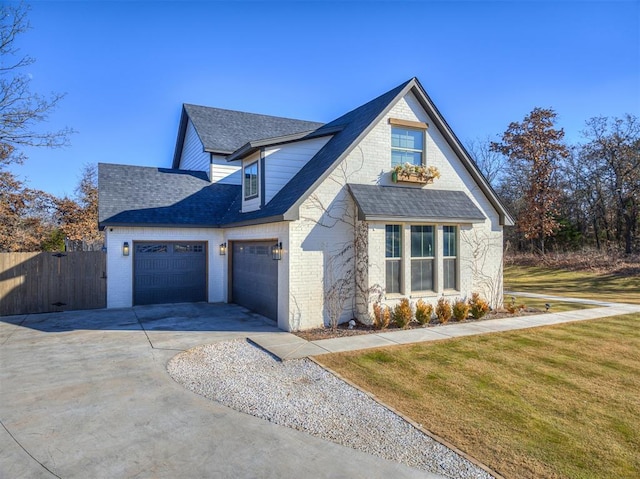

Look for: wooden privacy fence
[0,251,106,316]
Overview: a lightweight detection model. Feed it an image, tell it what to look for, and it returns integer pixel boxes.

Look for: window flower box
[392,163,440,185]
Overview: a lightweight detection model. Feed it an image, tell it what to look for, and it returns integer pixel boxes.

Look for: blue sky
[8,0,640,197]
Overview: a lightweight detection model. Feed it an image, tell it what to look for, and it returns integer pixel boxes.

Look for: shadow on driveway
[1,302,279,333]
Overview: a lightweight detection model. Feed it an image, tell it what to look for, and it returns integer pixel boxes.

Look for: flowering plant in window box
[392,163,440,185]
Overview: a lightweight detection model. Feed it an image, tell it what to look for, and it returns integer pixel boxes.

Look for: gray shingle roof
[101,77,512,229]
[184,104,324,154]
[219,79,414,226]
[347,184,486,222]
[98,163,240,228]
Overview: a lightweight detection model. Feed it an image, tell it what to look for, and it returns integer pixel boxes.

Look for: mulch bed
[293,308,543,342]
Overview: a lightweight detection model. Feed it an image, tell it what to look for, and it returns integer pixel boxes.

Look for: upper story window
[389,118,428,168]
[244,161,259,200]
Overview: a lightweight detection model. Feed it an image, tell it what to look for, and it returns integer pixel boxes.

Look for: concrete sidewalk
[250,293,640,360]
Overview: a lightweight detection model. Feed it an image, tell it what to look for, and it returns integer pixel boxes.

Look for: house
[98,77,514,331]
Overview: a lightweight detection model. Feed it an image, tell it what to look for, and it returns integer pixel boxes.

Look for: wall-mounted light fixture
[271,242,282,261]
[219,242,227,255]
[122,242,130,256]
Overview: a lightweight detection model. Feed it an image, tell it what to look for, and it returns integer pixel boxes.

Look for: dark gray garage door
[134,242,206,306]
[232,241,277,320]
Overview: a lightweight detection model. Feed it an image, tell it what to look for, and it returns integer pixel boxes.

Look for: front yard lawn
[317,313,640,478]
[505,265,640,305]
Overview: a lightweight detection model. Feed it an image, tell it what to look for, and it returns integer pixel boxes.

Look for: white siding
[210,154,241,185]
[264,136,332,204]
[178,120,209,172]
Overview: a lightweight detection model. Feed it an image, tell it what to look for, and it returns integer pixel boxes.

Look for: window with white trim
[443,226,458,290]
[391,127,424,167]
[385,224,402,294]
[244,161,258,200]
[411,225,434,292]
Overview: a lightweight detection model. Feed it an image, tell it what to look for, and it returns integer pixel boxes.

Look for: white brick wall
[106,223,292,329]
[285,91,505,329]
[106,90,504,331]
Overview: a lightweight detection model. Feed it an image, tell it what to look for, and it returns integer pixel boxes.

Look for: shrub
[392,298,413,329]
[435,296,452,324]
[414,299,433,325]
[505,296,518,314]
[469,292,490,319]
[452,298,470,321]
[372,302,390,330]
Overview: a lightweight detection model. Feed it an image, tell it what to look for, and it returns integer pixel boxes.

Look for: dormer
[172,104,324,186]
[230,127,340,213]
[241,152,262,213]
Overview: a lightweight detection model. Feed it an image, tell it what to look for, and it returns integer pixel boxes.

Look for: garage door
[134,242,206,306]
[232,241,277,320]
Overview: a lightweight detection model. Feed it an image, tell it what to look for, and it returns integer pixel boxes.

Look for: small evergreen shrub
[414,299,433,325]
[452,298,470,321]
[372,302,390,330]
[392,298,413,329]
[435,296,452,324]
[469,292,490,319]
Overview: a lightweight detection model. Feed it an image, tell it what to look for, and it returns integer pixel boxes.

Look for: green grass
[505,265,640,305]
[319,315,640,479]
[317,266,640,478]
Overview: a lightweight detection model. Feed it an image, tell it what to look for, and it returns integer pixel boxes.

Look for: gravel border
[167,339,494,479]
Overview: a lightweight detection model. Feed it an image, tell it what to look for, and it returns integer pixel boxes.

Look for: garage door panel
[134,242,206,306]
[232,241,277,321]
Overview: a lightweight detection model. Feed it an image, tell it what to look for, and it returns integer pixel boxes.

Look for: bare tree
[0,3,74,252]
[465,135,507,186]
[0,2,73,166]
[579,115,640,254]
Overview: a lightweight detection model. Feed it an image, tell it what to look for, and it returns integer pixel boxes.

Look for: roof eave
[171,106,189,169]
[225,126,343,163]
[283,80,417,220]
[360,214,486,224]
[100,221,222,230]
[221,214,288,228]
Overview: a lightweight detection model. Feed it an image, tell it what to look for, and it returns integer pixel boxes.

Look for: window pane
[392,150,422,167]
[443,226,457,257]
[444,258,457,290]
[386,259,401,294]
[411,258,434,291]
[136,244,167,253]
[244,162,258,198]
[411,225,434,257]
[391,128,423,150]
[385,225,401,258]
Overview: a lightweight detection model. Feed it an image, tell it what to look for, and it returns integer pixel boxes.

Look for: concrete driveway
[0,303,428,479]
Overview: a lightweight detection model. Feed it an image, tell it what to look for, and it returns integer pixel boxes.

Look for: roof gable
[265,77,513,226]
[172,104,324,167]
[109,77,513,229]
